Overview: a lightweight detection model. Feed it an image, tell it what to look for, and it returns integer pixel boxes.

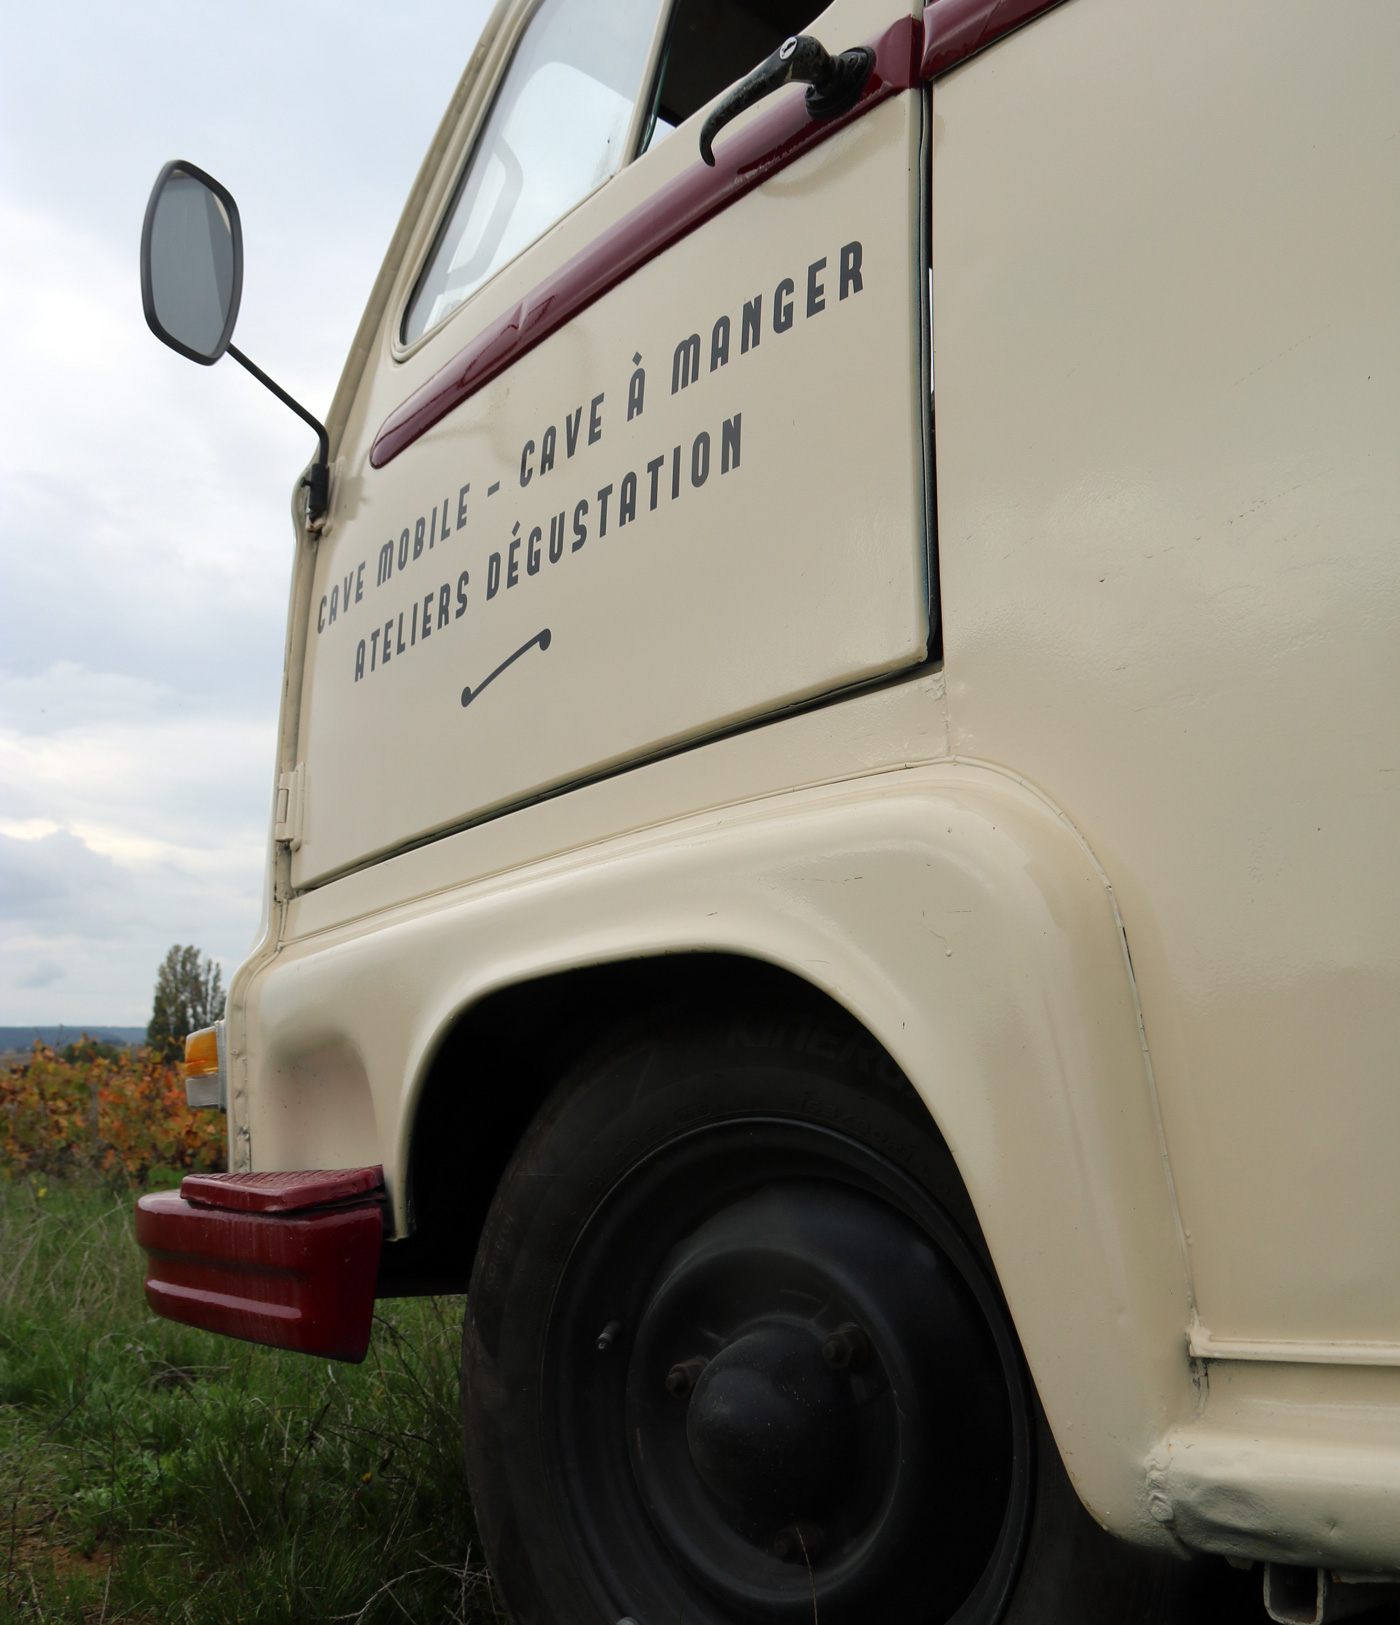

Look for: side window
[641,0,827,149]
[403,0,665,345]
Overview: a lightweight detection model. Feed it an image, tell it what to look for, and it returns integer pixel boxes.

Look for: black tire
[462,1000,1180,1625]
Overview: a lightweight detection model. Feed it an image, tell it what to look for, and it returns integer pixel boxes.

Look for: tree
[147,946,225,1061]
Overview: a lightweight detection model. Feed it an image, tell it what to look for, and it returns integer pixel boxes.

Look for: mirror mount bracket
[227,344,330,524]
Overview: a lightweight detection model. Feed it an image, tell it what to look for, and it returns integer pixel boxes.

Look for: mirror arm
[227,344,330,522]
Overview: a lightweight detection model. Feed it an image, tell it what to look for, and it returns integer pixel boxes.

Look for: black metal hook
[699,34,875,167]
[227,343,331,524]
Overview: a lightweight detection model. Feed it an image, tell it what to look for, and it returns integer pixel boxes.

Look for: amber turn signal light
[184,1026,219,1079]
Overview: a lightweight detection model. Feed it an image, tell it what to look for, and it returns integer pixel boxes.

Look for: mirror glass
[142,164,241,362]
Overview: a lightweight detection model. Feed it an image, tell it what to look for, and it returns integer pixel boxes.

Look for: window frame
[392,0,674,362]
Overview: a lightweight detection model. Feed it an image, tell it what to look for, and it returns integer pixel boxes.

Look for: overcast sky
[0,0,492,1025]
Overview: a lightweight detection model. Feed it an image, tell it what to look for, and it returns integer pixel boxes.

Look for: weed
[0,1180,502,1622]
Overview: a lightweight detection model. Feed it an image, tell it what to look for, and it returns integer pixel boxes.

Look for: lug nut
[774,1522,824,1564]
[821,1322,870,1371]
[665,1357,707,1397]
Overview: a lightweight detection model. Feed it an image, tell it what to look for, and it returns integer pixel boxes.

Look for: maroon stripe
[920,0,1067,79]
[369,16,921,469]
[367,4,1072,469]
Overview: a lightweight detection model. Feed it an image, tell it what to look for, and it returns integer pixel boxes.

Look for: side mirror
[140,160,243,365]
[139,159,330,521]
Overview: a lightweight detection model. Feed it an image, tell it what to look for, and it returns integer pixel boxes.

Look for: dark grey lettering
[741,294,761,353]
[839,240,863,300]
[721,413,741,474]
[774,278,795,333]
[807,256,827,317]
[672,333,700,393]
[711,316,730,371]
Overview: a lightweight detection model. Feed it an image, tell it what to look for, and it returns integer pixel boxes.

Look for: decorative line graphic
[461,628,551,708]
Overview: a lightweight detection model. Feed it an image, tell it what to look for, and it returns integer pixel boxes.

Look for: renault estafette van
[133,0,1400,1620]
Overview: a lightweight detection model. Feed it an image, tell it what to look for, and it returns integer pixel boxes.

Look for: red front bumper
[134,1168,385,1363]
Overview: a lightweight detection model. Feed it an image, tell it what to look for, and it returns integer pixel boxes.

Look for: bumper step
[134,1166,385,1362]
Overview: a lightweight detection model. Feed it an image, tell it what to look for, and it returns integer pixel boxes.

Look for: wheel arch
[252,762,1194,1542]
[380,953,880,1295]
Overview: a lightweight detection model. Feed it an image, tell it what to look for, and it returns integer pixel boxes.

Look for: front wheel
[462,1007,1175,1625]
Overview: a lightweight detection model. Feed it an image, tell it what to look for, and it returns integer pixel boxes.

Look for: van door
[294,0,928,886]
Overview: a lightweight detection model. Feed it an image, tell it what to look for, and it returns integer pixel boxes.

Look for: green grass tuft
[1,1178,503,1623]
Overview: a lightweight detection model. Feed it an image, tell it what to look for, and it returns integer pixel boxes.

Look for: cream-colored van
[134,0,1400,1620]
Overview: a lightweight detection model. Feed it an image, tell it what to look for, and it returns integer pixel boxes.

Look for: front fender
[245,760,1194,1545]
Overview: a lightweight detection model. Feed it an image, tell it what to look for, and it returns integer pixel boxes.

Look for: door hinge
[275,763,305,850]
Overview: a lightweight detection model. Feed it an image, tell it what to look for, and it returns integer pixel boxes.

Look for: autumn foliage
[0,1040,225,1183]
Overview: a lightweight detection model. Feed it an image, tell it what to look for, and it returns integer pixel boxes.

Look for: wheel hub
[684,1323,855,1518]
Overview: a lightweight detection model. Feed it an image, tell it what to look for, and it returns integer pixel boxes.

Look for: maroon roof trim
[369,2,1068,469]
[920,0,1066,80]
[369,17,921,469]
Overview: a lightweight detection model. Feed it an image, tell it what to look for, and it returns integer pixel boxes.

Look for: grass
[0,1177,503,1624]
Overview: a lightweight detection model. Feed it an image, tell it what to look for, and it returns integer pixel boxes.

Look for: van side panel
[934,0,1400,1351]
[292,42,928,886]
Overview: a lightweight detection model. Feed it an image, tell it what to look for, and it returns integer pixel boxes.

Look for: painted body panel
[294,0,929,888]
[933,0,1400,1353]
[1154,1361,1400,1570]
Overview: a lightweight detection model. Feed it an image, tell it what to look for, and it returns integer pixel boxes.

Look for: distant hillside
[0,1026,149,1052]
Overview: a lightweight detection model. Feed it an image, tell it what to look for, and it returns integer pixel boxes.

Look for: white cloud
[0,667,271,1021]
[0,0,491,1023]
[17,962,66,992]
